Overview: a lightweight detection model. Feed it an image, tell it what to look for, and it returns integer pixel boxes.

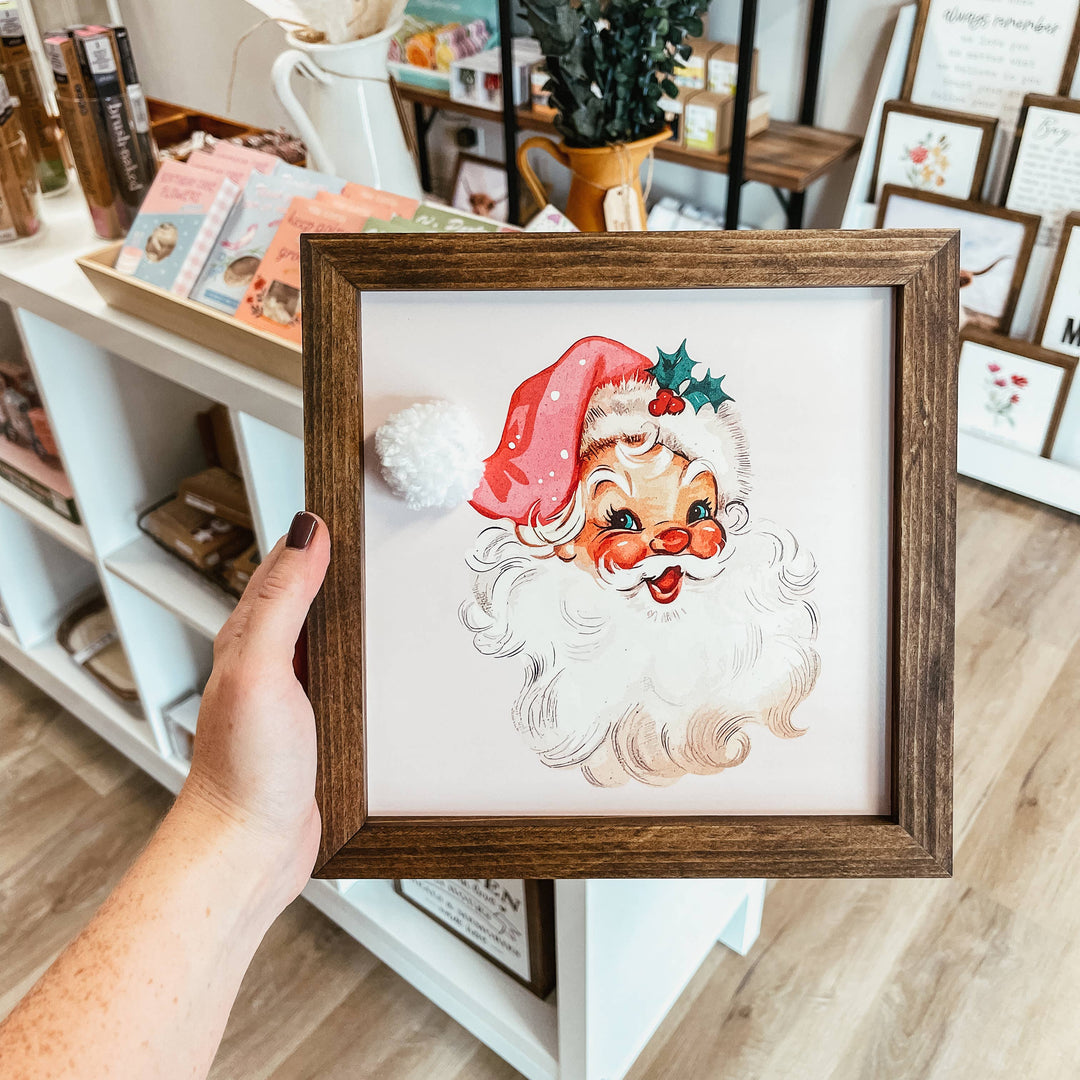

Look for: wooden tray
[76,244,302,388]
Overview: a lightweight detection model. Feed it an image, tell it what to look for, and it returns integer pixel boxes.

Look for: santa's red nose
[650,527,690,555]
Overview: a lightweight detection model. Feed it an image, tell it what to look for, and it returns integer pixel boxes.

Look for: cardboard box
[707,43,758,96]
[682,90,770,155]
[673,37,711,90]
[221,542,260,597]
[141,497,252,570]
[196,403,241,477]
[179,466,252,529]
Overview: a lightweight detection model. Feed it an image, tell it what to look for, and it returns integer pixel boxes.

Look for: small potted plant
[518,0,708,230]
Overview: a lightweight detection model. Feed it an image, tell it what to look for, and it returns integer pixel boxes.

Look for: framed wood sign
[877,184,1039,333]
[450,152,511,224]
[1002,94,1080,248]
[1035,210,1080,355]
[301,230,957,880]
[393,878,555,997]
[902,0,1080,133]
[958,327,1076,456]
[869,101,996,204]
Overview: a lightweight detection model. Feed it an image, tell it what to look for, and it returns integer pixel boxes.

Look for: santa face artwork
[460,336,821,789]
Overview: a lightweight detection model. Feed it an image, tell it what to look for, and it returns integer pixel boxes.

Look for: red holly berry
[657,387,673,401]
[1011,374,1028,387]
[648,397,665,416]
[667,396,685,414]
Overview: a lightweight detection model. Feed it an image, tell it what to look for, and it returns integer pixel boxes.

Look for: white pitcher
[271,21,422,198]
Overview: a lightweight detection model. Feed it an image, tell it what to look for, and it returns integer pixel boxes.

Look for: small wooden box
[76,244,302,387]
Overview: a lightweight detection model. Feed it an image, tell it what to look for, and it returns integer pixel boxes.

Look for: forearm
[0,789,293,1080]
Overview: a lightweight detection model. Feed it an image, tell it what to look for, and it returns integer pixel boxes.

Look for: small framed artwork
[869,101,996,204]
[393,879,555,997]
[301,230,956,879]
[451,153,510,224]
[1035,211,1080,356]
[902,0,1080,132]
[877,185,1039,333]
[958,327,1075,457]
[1002,95,1080,248]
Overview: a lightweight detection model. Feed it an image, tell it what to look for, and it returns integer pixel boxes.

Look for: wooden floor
[2,478,1079,1079]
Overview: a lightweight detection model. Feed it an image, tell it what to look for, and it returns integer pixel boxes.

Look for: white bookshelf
[0,187,764,1080]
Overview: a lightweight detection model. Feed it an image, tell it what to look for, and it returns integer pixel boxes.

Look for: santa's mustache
[595,546,728,594]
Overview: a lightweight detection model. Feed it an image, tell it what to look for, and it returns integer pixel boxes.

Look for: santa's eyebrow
[680,458,718,487]
[588,466,632,498]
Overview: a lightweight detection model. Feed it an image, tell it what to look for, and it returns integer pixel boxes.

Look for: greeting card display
[958,328,1075,457]
[869,101,996,203]
[1003,95,1080,247]
[903,0,1080,136]
[301,231,956,879]
[877,185,1038,333]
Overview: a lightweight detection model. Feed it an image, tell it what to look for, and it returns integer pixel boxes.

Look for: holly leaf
[647,339,696,392]
[683,369,733,412]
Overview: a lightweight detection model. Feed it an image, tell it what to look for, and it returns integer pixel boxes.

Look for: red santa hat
[374,337,750,520]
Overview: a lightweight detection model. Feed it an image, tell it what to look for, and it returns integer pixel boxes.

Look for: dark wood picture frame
[869,100,996,203]
[393,879,556,997]
[901,0,1080,102]
[450,151,512,224]
[1001,95,1080,238]
[1034,210,1080,350]
[301,230,957,880]
[876,184,1039,334]
[959,326,1077,458]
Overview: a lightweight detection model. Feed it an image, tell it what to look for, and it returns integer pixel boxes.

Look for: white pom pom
[374,401,485,511]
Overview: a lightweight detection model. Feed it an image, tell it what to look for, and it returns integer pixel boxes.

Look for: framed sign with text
[902,0,1080,134]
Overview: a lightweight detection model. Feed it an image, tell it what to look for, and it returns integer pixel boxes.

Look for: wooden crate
[76,244,302,388]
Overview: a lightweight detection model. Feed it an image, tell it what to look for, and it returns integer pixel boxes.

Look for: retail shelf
[304,879,558,1080]
[0,191,302,439]
[103,534,235,640]
[0,475,92,558]
[397,84,861,193]
[958,432,1080,515]
[0,630,184,791]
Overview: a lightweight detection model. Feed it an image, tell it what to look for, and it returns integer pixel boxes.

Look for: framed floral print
[300,230,957,879]
[958,327,1076,457]
[869,101,996,204]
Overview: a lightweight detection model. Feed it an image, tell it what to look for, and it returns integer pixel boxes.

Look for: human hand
[177,511,330,906]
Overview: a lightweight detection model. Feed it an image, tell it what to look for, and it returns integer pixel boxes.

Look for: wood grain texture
[3,478,1080,1078]
[303,229,958,880]
[396,83,861,192]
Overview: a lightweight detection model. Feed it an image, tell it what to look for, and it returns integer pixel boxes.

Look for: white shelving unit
[0,188,765,1080]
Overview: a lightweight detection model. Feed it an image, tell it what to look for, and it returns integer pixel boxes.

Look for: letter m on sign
[1063,318,1080,348]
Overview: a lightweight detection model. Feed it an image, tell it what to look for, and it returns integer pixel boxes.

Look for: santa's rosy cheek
[688,520,725,559]
[588,532,650,572]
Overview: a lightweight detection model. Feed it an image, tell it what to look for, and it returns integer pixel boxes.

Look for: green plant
[522,0,708,148]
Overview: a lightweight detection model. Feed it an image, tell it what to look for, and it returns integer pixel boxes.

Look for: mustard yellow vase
[516,127,671,232]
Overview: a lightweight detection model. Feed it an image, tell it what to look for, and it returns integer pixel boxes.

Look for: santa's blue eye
[605,507,642,531]
[687,500,713,523]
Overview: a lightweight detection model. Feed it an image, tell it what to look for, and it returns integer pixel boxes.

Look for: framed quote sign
[394,879,555,996]
[301,231,956,879]
[902,0,1080,132]
[1003,95,1080,247]
[877,185,1039,333]
[1035,210,1080,355]
[870,101,996,204]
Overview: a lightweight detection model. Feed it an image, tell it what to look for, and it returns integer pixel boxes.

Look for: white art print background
[1040,225,1080,465]
[876,111,988,202]
[361,289,892,817]
[881,194,1027,324]
[959,340,1066,452]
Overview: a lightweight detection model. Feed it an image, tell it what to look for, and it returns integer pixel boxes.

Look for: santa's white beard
[461,510,821,787]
